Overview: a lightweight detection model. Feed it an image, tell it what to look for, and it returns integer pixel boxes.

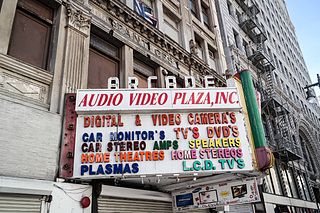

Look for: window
[227,1,232,15]
[280,79,284,91]
[8,0,54,70]
[280,165,292,197]
[286,85,291,97]
[269,165,283,195]
[201,3,210,28]
[189,0,198,17]
[299,173,311,201]
[243,40,250,57]
[274,73,280,86]
[134,0,157,27]
[288,168,299,198]
[194,34,204,60]
[88,33,120,89]
[163,7,180,44]
[233,30,240,48]
[236,10,241,23]
[133,54,157,88]
[208,45,216,70]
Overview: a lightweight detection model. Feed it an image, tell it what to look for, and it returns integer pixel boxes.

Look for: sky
[286,0,320,97]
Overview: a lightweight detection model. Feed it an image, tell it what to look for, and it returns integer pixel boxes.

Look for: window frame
[88,30,121,89]
[8,0,54,70]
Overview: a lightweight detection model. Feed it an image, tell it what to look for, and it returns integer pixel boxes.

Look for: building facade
[215,0,320,212]
[0,0,234,212]
[0,0,319,212]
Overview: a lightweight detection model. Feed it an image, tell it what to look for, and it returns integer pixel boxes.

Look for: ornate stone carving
[66,0,91,35]
[0,71,48,103]
[0,54,52,105]
[91,0,226,86]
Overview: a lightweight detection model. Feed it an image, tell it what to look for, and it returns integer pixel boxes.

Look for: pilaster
[62,0,91,93]
[120,45,134,88]
[156,0,164,31]
[0,0,18,54]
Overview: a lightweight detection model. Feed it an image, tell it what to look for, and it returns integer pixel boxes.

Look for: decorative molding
[0,54,53,84]
[0,54,52,104]
[90,0,226,86]
[0,69,49,104]
[65,0,91,35]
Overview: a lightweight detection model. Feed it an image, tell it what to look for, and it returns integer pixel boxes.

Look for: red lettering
[130,93,141,105]
[78,94,88,107]
[229,91,238,104]
[151,114,158,126]
[97,94,108,106]
[173,92,182,104]
[195,92,204,104]
[158,93,168,105]
[141,93,151,105]
[150,93,158,105]
[84,117,90,128]
[89,95,98,106]
[113,93,123,106]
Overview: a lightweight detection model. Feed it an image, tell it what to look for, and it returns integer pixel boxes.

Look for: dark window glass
[88,48,119,89]
[8,0,53,70]
[227,1,232,15]
[133,57,156,88]
[189,0,197,17]
[233,30,240,48]
[201,4,210,28]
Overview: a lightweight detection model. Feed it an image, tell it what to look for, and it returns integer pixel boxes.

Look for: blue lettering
[105,164,112,174]
[113,164,123,174]
[132,163,139,173]
[89,165,96,175]
[80,165,88,175]
[123,164,131,173]
[96,164,104,175]
[82,133,89,142]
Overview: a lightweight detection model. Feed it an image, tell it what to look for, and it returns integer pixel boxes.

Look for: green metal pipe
[239,70,267,148]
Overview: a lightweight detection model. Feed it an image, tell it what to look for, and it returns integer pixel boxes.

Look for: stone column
[62,0,91,93]
[120,45,134,88]
[209,0,227,75]
[0,0,18,54]
[203,40,210,65]
[156,0,164,31]
[156,67,166,88]
[180,0,192,50]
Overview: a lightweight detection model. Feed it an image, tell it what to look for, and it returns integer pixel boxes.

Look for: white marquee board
[73,88,254,179]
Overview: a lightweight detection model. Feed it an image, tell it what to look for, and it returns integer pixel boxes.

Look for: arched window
[299,132,317,174]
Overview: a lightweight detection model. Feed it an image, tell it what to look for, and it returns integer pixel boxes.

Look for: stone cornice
[91,0,226,86]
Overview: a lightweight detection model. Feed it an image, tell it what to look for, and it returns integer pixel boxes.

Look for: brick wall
[0,98,62,180]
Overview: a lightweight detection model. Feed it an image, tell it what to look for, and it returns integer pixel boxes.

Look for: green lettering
[183,161,191,171]
[218,159,226,170]
[226,159,235,169]
[237,158,245,169]
[204,160,213,170]
[193,161,201,171]
[153,141,159,150]
[173,140,179,150]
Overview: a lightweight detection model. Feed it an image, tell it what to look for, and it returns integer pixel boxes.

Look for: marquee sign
[172,178,260,211]
[76,88,241,113]
[73,87,253,179]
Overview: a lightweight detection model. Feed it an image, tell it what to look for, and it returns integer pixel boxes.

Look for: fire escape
[236,0,302,162]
